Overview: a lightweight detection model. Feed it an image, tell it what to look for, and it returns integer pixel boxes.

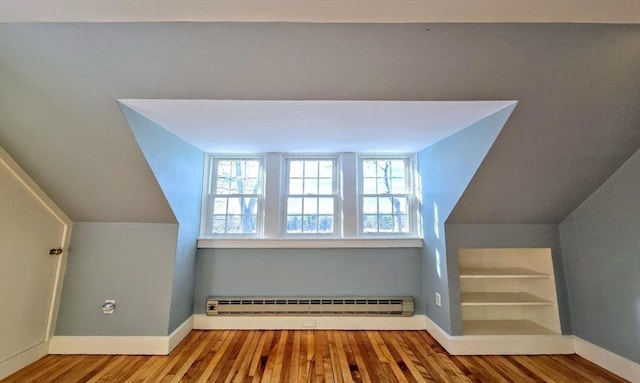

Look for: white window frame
[199,152,421,243]
[282,154,340,237]
[200,154,265,238]
[357,154,418,238]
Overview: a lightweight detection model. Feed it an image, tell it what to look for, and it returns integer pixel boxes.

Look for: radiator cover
[206,296,414,317]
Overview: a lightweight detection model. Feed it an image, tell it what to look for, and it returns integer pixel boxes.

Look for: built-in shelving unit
[458,248,561,336]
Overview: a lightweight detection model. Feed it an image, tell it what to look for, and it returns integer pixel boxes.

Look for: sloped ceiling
[0,23,639,223]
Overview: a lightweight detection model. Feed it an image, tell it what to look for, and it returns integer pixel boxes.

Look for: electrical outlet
[435,292,441,307]
[102,300,116,314]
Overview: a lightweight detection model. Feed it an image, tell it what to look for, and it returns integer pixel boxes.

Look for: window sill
[197,238,423,249]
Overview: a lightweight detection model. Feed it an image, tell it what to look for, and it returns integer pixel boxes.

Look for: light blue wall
[194,248,423,314]
[56,222,176,336]
[445,224,572,335]
[417,104,515,334]
[560,149,640,363]
[121,105,204,333]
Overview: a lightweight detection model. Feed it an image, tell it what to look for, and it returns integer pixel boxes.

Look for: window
[201,153,419,239]
[284,157,337,235]
[203,156,263,236]
[360,157,413,235]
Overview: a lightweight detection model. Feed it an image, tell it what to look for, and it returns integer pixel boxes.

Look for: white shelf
[457,248,562,336]
[461,292,553,306]
[463,320,557,335]
[459,267,549,278]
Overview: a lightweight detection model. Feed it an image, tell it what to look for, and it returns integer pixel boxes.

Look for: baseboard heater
[206,296,414,317]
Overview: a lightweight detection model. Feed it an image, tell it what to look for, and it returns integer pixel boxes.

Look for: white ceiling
[1,0,638,23]
[119,99,517,153]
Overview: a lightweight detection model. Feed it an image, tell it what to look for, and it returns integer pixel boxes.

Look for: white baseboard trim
[574,337,640,383]
[49,316,194,356]
[0,341,49,380]
[424,315,575,355]
[49,335,170,355]
[193,314,427,330]
[168,315,194,353]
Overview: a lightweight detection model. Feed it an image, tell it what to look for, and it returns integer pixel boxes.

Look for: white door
[0,147,71,379]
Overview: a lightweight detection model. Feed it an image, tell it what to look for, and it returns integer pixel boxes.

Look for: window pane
[289,178,303,194]
[363,215,378,232]
[240,215,257,233]
[244,197,258,214]
[391,177,406,193]
[304,179,318,194]
[318,198,333,214]
[395,215,409,233]
[318,215,333,233]
[390,160,405,177]
[302,215,318,233]
[217,161,231,177]
[318,161,333,177]
[393,197,408,214]
[379,215,394,232]
[213,198,228,214]
[362,197,378,214]
[362,160,377,177]
[288,197,302,214]
[304,160,318,177]
[379,198,392,214]
[362,178,377,194]
[227,179,239,194]
[211,215,226,234]
[290,161,303,177]
[216,178,230,194]
[226,215,242,233]
[303,197,318,214]
[287,216,302,233]
[244,178,259,193]
[318,178,333,194]
[227,197,242,214]
[377,178,390,194]
[245,160,260,178]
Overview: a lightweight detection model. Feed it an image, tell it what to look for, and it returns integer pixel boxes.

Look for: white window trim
[200,154,266,238]
[357,153,419,238]
[197,237,423,249]
[281,153,340,238]
[199,152,422,244]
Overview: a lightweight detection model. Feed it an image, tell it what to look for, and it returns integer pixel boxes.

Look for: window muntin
[205,157,263,236]
[200,153,419,239]
[284,158,337,235]
[360,157,412,235]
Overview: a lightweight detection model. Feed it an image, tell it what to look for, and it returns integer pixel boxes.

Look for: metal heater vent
[206,296,414,317]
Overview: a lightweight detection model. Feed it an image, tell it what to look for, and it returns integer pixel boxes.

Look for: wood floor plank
[345,331,373,383]
[327,331,345,383]
[552,354,630,383]
[267,329,289,383]
[197,330,238,383]
[368,331,410,383]
[388,332,434,382]
[481,355,542,383]
[401,331,458,383]
[248,330,272,378]
[1,330,631,383]
[180,330,228,383]
[354,331,392,383]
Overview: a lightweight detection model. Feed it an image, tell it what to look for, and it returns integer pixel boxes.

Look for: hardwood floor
[2,330,629,383]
